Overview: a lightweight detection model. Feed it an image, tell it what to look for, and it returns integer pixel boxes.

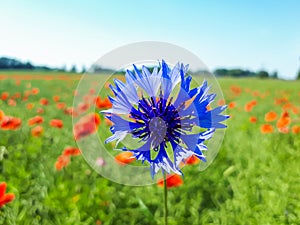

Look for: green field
[0,71,300,225]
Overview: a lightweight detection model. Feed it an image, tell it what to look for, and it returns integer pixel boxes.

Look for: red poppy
[184,155,200,165]
[31,126,43,137]
[96,97,113,109]
[249,116,257,123]
[0,182,15,208]
[28,115,44,126]
[55,155,70,171]
[230,86,242,96]
[1,92,9,101]
[115,152,135,165]
[52,95,60,102]
[1,116,22,130]
[0,110,5,121]
[228,102,236,109]
[73,113,101,140]
[264,111,278,122]
[244,100,257,112]
[31,88,40,95]
[217,99,225,106]
[78,102,90,113]
[260,124,274,134]
[157,174,183,188]
[56,102,66,110]
[50,119,63,128]
[278,126,289,134]
[63,146,81,156]
[40,98,49,106]
[292,125,300,134]
[8,99,16,107]
[36,108,44,114]
[276,111,291,129]
[26,103,34,110]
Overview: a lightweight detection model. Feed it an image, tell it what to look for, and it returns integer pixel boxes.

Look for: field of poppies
[0,71,300,225]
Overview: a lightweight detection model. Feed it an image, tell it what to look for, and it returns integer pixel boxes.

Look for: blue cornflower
[103,60,229,177]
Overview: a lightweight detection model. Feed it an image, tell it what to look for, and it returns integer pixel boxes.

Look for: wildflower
[73,113,101,140]
[31,88,40,95]
[292,125,300,134]
[50,119,64,128]
[157,174,183,188]
[249,116,257,123]
[244,100,257,112]
[96,157,106,167]
[103,60,228,177]
[1,92,9,101]
[0,110,5,121]
[36,108,44,114]
[1,116,22,130]
[96,97,113,109]
[228,102,236,109]
[260,124,274,133]
[26,103,34,110]
[31,126,43,137]
[8,99,16,107]
[276,111,291,129]
[184,155,200,165]
[115,152,136,165]
[55,155,70,170]
[56,102,66,110]
[265,111,278,122]
[63,146,81,156]
[28,115,44,126]
[0,182,15,208]
[40,98,49,106]
[53,95,60,102]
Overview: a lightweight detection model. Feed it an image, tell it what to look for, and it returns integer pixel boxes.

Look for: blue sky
[0,0,299,79]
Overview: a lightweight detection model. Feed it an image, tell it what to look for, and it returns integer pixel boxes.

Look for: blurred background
[0,0,300,79]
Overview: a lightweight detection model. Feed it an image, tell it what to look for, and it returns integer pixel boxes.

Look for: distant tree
[297,70,300,79]
[81,66,86,73]
[70,65,77,73]
[257,70,269,78]
[270,71,278,79]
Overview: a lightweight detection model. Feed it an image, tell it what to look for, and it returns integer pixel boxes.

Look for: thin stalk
[163,172,168,225]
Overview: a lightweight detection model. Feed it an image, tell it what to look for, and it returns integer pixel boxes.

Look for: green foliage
[0,72,300,224]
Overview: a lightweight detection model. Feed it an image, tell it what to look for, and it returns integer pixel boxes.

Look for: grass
[0,71,300,224]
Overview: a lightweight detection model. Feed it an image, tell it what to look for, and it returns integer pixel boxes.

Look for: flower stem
[163,172,168,225]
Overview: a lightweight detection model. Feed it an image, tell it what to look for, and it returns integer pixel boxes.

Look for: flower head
[103,60,229,177]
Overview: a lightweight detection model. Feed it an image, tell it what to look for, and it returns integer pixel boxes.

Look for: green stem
[163,172,168,225]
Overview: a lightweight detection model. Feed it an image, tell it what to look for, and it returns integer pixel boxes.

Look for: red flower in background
[292,125,300,134]
[157,174,183,188]
[8,99,16,107]
[53,95,60,102]
[31,88,39,95]
[55,155,70,171]
[26,103,34,110]
[96,97,112,109]
[249,116,257,123]
[1,116,22,130]
[28,115,44,126]
[0,110,5,121]
[184,155,200,165]
[1,92,9,101]
[50,119,64,128]
[40,98,49,105]
[73,113,101,140]
[114,152,135,165]
[63,146,81,156]
[56,102,66,110]
[31,126,44,137]
[260,124,274,134]
[244,100,257,112]
[0,182,15,208]
[276,111,291,129]
[264,111,278,122]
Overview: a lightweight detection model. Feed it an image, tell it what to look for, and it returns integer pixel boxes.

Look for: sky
[0,0,300,79]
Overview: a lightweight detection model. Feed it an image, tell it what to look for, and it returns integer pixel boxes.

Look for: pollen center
[149,117,167,147]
